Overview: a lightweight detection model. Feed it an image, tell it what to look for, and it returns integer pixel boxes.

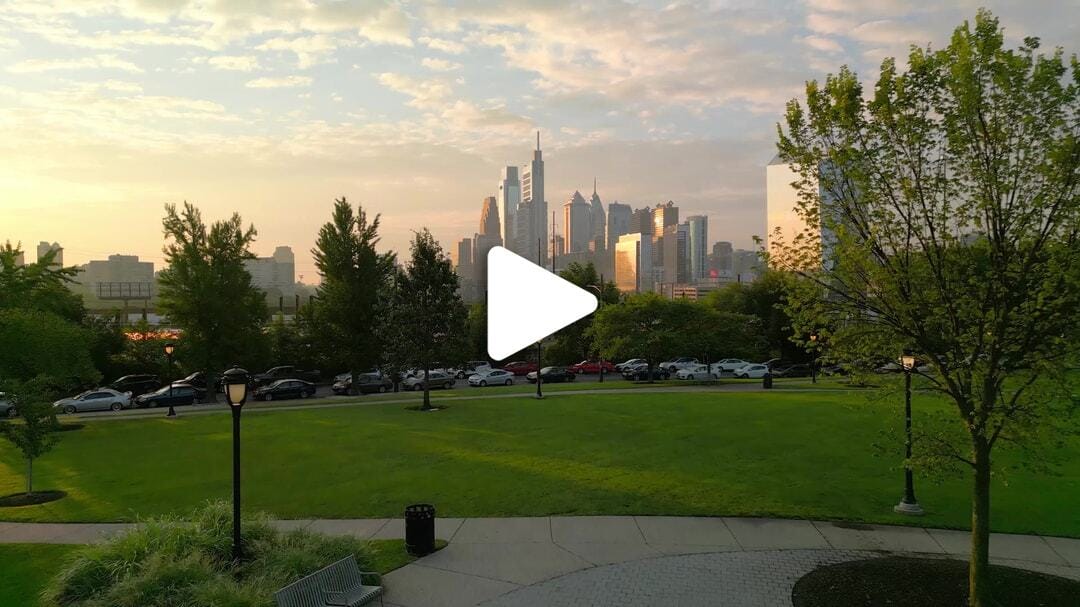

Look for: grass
[1,390,1078,537]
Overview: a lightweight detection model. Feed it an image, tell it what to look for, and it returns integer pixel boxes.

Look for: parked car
[711,359,751,374]
[614,358,647,372]
[658,357,699,372]
[733,364,770,379]
[568,360,616,375]
[0,392,16,418]
[525,367,575,383]
[621,363,670,381]
[108,374,161,397]
[676,365,717,380]
[332,373,393,395]
[502,361,538,376]
[451,361,493,379]
[773,364,812,378]
[172,372,209,399]
[253,366,320,386]
[468,369,515,387]
[401,372,455,391]
[254,379,316,401]
[54,388,132,413]
[135,384,199,408]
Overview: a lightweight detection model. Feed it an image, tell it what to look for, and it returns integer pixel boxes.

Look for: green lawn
[1,390,1078,537]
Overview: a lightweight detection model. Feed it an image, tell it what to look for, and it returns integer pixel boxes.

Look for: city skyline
[3,1,1074,277]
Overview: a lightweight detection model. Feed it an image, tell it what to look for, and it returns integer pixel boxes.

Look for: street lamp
[809,333,819,384]
[894,350,924,515]
[222,366,250,559]
[163,343,176,417]
[586,280,605,383]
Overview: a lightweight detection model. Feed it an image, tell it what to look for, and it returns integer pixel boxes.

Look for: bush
[42,501,379,607]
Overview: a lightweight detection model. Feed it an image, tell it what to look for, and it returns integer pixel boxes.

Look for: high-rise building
[653,201,678,235]
[454,237,474,272]
[79,254,155,293]
[735,249,763,282]
[480,196,500,237]
[589,180,606,252]
[767,155,837,268]
[563,190,591,254]
[521,131,547,265]
[472,233,501,295]
[615,233,653,293]
[631,207,654,235]
[551,235,565,261]
[14,250,25,267]
[36,241,63,267]
[498,167,520,252]
[244,246,296,295]
[662,223,690,285]
[606,202,632,250]
[686,215,708,282]
[710,241,734,277]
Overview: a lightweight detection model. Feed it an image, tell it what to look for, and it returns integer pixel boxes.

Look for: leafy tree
[385,230,468,409]
[547,262,621,364]
[157,202,268,394]
[1,242,85,323]
[310,198,396,393]
[464,303,488,361]
[0,378,63,496]
[590,293,700,381]
[0,308,100,389]
[775,11,1080,604]
[704,271,806,362]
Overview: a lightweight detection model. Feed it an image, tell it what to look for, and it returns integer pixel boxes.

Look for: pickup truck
[253,366,321,386]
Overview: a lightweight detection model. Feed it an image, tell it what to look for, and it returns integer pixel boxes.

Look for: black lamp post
[222,366,250,559]
[534,341,543,399]
[894,351,923,515]
[809,333,819,384]
[164,343,176,417]
[586,281,605,383]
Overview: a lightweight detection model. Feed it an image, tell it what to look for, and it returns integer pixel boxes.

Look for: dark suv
[108,374,162,397]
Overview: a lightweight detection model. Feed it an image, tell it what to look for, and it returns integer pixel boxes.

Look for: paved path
[3,516,1079,606]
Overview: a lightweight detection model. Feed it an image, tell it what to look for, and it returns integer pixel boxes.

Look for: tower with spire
[519,131,546,265]
[589,177,606,252]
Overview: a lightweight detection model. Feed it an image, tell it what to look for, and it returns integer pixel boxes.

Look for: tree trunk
[26,457,33,496]
[969,437,992,606]
[422,368,431,410]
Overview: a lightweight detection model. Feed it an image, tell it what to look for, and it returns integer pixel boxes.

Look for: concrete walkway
[3,516,1079,606]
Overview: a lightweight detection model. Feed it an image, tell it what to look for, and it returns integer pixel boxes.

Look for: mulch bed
[792,556,1080,607]
[0,490,67,507]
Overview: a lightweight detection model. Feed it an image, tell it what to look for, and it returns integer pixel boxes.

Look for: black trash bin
[405,504,436,556]
[762,372,773,389]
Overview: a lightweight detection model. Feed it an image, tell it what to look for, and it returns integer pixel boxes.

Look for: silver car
[0,392,16,418]
[53,388,132,413]
[401,372,455,391]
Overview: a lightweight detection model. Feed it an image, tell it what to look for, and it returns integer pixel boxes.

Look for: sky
[1,0,1076,281]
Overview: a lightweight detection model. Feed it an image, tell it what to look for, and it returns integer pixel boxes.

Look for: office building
[767,155,838,268]
[735,249,763,282]
[472,233,502,296]
[653,201,679,235]
[589,181,606,252]
[453,237,474,274]
[662,223,690,286]
[498,167,520,252]
[710,241,734,277]
[13,250,25,267]
[563,190,592,254]
[520,131,547,265]
[551,234,565,261]
[615,233,653,293]
[686,215,707,282]
[480,196,500,237]
[37,241,63,267]
[631,207,654,235]
[606,202,632,250]
[79,254,155,295]
[244,246,296,295]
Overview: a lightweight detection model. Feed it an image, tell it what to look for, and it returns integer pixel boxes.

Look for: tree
[157,202,268,392]
[0,308,100,389]
[385,230,468,409]
[310,198,396,393]
[0,242,85,323]
[704,271,805,362]
[590,293,701,380]
[0,379,63,496]
[547,262,620,364]
[775,11,1079,604]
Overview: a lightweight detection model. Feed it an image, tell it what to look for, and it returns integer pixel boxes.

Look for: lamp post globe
[222,366,250,560]
[223,366,249,408]
[809,333,819,384]
[163,343,177,417]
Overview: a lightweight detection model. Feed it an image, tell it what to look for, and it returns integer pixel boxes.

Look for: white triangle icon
[487,246,598,361]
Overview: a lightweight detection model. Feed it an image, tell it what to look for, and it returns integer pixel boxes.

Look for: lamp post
[164,343,176,417]
[222,366,250,559]
[894,351,923,515]
[586,280,605,383]
[809,333,818,384]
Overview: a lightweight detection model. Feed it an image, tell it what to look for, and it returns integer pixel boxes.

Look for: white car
[615,358,647,371]
[468,369,515,387]
[712,359,751,374]
[53,388,132,413]
[452,361,493,379]
[676,365,717,380]
[733,364,770,379]
[658,357,700,372]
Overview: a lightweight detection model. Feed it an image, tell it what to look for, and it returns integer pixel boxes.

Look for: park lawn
[0,540,427,606]
[1,390,1077,537]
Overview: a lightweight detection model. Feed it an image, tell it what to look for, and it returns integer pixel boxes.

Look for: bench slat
[275,555,382,607]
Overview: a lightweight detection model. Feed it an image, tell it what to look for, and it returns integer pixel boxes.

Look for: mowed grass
[0,544,77,606]
[1,390,1078,537]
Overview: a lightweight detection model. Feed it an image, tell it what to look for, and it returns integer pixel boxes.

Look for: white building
[37,241,63,267]
[563,191,592,254]
[615,233,653,293]
[498,166,520,253]
[79,254,155,297]
[589,181,606,252]
[520,132,547,265]
[686,215,707,282]
[244,246,296,294]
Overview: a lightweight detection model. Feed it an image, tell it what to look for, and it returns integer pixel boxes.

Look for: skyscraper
[653,201,679,234]
[589,179,606,252]
[36,241,63,267]
[631,207,654,235]
[662,223,690,285]
[498,167,520,253]
[480,196,500,237]
[606,202,632,250]
[563,190,591,254]
[686,215,708,282]
[767,155,837,269]
[520,131,546,265]
[711,241,734,276]
[615,233,653,293]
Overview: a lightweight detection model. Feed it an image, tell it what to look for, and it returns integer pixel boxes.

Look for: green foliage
[775,10,1080,602]
[0,378,63,495]
[0,309,100,389]
[545,262,620,364]
[590,293,697,374]
[0,242,85,323]
[42,501,382,607]
[309,198,396,384]
[704,271,805,361]
[385,230,468,408]
[157,203,268,373]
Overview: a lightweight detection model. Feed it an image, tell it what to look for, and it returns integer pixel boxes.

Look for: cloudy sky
[1,0,1076,279]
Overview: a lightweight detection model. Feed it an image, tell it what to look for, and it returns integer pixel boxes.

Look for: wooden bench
[274,554,384,607]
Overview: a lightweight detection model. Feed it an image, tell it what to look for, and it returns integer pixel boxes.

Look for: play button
[486,246,598,360]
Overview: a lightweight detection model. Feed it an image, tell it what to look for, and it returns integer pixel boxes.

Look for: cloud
[7,53,142,73]
[375,72,453,109]
[803,35,843,53]
[441,100,532,132]
[421,57,462,72]
[207,55,260,71]
[245,75,313,89]
[419,36,466,54]
[257,34,342,69]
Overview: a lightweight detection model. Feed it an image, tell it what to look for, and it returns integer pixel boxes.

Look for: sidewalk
[3,516,1079,606]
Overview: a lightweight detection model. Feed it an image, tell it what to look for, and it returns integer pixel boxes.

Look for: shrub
[42,501,378,607]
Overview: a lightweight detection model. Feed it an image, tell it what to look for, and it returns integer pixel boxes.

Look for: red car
[568,360,617,374]
[503,361,538,376]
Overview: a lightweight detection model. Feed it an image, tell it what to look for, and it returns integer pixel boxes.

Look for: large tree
[157,203,268,387]
[385,230,468,410]
[704,271,805,362]
[547,262,620,364]
[311,198,396,393]
[590,293,703,380]
[775,11,1079,605]
[1,242,84,323]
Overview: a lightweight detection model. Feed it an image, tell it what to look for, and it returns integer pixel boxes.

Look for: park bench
[274,554,384,607]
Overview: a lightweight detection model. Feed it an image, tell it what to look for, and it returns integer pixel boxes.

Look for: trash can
[405,504,436,556]
[762,372,773,389]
